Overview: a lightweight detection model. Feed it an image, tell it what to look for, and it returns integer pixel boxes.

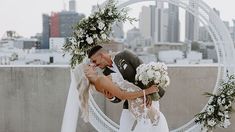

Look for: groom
[86,45,152,131]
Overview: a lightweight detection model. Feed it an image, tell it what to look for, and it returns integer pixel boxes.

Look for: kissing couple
[61,45,169,132]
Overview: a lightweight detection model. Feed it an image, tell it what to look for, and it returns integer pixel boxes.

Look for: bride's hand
[84,64,98,84]
[147,85,159,94]
[143,85,158,108]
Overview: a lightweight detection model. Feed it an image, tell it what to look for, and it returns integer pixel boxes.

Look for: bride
[61,63,169,132]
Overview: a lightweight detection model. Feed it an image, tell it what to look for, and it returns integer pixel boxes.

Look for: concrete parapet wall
[0,66,234,132]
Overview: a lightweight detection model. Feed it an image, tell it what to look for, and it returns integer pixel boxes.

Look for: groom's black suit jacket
[103,50,143,109]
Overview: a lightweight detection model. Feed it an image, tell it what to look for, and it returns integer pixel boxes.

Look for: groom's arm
[122,50,154,107]
[103,90,122,103]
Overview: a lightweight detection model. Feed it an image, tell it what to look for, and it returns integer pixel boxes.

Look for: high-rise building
[42,12,84,49]
[198,26,212,42]
[213,8,220,17]
[59,11,84,37]
[150,5,156,41]
[42,14,50,49]
[126,27,142,44]
[153,2,168,43]
[232,20,235,42]
[158,8,168,42]
[50,12,60,37]
[139,2,168,43]
[185,0,199,42]
[126,27,151,50]
[139,6,151,39]
[69,0,76,12]
[222,21,235,43]
[168,4,180,42]
[223,21,230,30]
[112,22,124,39]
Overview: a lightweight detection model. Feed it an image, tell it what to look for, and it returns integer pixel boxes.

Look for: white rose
[221,94,225,98]
[108,11,112,16]
[91,27,96,31]
[101,34,107,39]
[74,50,79,55]
[137,64,145,71]
[98,21,105,30]
[142,79,149,85]
[138,74,143,81]
[71,45,75,50]
[162,71,168,75]
[86,37,93,44]
[222,98,226,104]
[154,71,161,80]
[93,34,98,38]
[80,52,85,55]
[208,98,213,104]
[161,63,167,70]
[75,30,81,36]
[153,64,161,70]
[164,75,170,87]
[69,38,76,44]
[224,111,229,118]
[147,69,155,78]
[207,119,216,126]
[217,97,222,105]
[224,105,229,109]
[135,75,139,81]
[223,118,231,128]
[203,114,206,119]
[206,105,214,115]
[227,90,233,95]
[154,79,160,84]
[218,112,224,116]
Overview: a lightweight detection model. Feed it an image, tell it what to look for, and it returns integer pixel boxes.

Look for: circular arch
[88,0,235,131]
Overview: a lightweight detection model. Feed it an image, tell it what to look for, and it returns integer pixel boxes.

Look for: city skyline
[0,0,235,38]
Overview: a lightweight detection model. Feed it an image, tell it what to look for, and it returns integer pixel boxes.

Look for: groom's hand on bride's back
[103,90,122,103]
[103,90,113,99]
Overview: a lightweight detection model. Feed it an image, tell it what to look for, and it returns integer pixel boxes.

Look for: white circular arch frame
[88,0,235,131]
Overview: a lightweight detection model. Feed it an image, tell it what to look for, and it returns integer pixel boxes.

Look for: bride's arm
[94,76,158,100]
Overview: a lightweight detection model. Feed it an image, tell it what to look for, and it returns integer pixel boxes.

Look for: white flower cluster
[195,74,235,131]
[202,94,232,128]
[63,0,136,67]
[135,62,170,88]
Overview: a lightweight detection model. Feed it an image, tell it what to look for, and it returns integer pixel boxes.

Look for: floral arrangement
[194,73,235,131]
[135,62,170,101]
[62,0,135,68]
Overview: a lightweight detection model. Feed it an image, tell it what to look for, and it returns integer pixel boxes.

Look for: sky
[0,0,235,38]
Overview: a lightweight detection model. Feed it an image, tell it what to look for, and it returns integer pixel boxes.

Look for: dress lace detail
[110,73,160,126]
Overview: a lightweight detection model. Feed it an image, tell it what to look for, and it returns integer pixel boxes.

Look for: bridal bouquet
[135,62,170,101]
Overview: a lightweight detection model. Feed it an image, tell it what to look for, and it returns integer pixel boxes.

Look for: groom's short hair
[88,45,103,58]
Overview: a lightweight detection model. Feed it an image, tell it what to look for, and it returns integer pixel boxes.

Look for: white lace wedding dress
[111,73,169,132]
[61,64,169,132]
